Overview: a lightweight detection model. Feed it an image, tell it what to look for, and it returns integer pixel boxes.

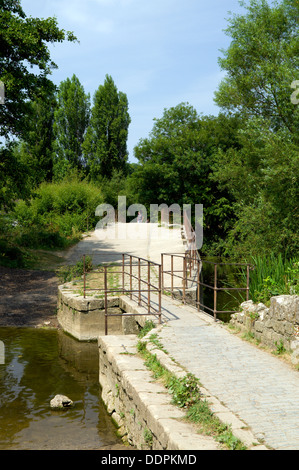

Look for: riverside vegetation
[0,0,298,302]
[1,1,297,453]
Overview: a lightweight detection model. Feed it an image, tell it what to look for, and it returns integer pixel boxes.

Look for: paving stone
[154,294,299,450]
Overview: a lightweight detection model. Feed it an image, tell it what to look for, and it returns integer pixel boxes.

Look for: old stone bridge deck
[148,293,299,450]
[60,225,299,450]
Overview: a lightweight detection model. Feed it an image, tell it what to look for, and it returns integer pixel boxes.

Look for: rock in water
[50,394,73,409]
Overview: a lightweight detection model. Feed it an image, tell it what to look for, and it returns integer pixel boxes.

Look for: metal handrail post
[197,258,200,311]
[148,260,150,313]
[246,264,250,301]
[122,253,125,294]
[183,255,186,304]
[104,266,108,335]
[214,263,217,321]
[158,264,162,324]
[161,254,164,293]
[130,255,132,300]
[138,257,141,306]
[171,254,173,296]
[83,254,86,298]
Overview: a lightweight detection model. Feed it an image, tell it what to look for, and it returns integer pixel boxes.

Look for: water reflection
[199,258,248,322]
[0,327,125,450]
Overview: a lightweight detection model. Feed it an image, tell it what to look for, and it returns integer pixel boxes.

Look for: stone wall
[230,295,299,365]
[98,333,265,450]
[57,284,148,341]
[98,334,222,450]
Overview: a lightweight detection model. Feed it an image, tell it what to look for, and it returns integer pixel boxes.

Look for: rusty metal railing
[183,209,198,260]
[82,253,162,334]
[161,253,253,322]
[198,259,253,321]
[161,252,199,306]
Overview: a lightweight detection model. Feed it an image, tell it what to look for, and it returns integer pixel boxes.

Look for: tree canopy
[212,0,299,257]
[131,103,242,248]
[82,75,131,180]
[0,0,77,140]
[214,0,299,140]
[53,74,90,178]
[0,0,298,267]
[0,0,77,211]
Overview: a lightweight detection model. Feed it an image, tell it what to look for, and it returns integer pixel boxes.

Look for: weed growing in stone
[273,339,286,356]
[138,320,156,338]
[137,338,247,450]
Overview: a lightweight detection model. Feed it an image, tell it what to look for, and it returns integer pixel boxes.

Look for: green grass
[247,254,298,304]
[138,320,156,338]
[56,255,93,283]
[218,254,298,311]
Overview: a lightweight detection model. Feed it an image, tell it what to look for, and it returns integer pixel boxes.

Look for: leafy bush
[13,177,103,249]
[17,228,66,249]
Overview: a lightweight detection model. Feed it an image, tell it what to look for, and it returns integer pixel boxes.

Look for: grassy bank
[247,254,298,305]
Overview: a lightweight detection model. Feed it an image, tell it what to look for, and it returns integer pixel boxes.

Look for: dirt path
[0,225,186,329]
[0,265,60,328]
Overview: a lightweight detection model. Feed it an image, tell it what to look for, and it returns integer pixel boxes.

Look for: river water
[0,327,127,450]
[199,258,248,322]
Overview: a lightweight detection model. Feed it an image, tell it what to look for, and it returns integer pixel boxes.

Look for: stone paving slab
[58,223,185,267]
[59,226,299,450]
[154,294,299,450]
[99,334,221,450]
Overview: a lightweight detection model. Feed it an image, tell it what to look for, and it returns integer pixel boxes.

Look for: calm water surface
[199,258,248,322]
[0,327,125,450]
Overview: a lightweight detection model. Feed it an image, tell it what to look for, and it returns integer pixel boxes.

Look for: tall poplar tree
[53,74,90,178]
[83,75,131,180]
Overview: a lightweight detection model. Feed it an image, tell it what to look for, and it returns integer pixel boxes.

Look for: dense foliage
[0,0,77,139]
[129,105,242,251]
[53,74,90,178]
[13,176,103,246]
[82,74,131,180]
[0,0,298,285]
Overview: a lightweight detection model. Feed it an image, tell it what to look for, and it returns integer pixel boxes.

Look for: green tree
[0,0,77,212]
[0,0,77,140]
[211,0,299,258]
[0,142,30,211]
[211,118,299,258]
[53,74,90,178]
[214,0,299,140]
[130,103,242,252]
[83,75,131,180]
[16,89,57,186]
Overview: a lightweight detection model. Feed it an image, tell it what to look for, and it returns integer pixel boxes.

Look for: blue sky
[21,0,246,162]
